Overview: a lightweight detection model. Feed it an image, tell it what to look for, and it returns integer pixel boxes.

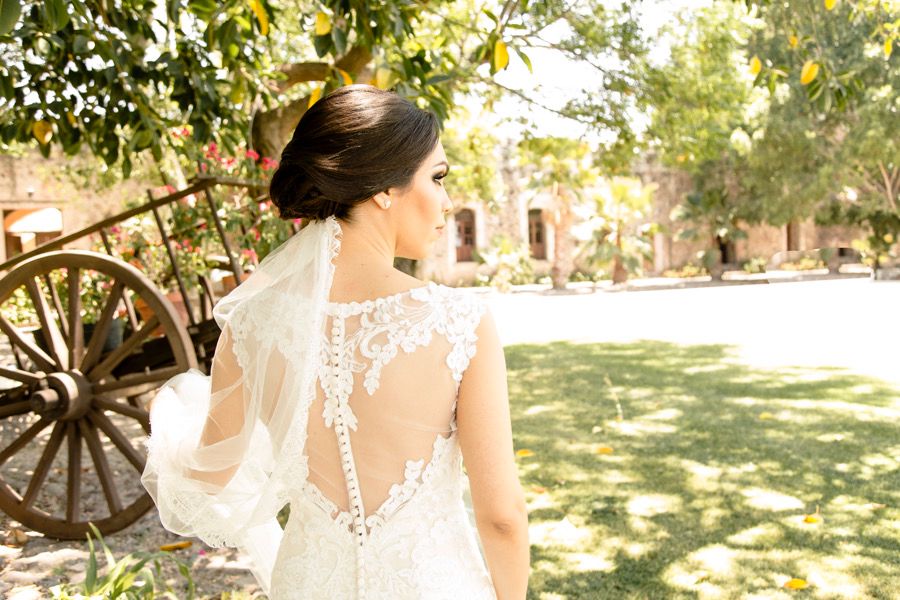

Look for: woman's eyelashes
[433,171,448,186]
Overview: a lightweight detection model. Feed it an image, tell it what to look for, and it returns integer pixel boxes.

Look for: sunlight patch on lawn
[607,419,677,436]
[565,551,615,573]
[682,459,724,491]
[523,404,552,416]
[683,364,731,374]
[726,523,782,546]
[530,517,592,548]
[740,488,805,511]
[626,493,682,517]
[641,407,682,420]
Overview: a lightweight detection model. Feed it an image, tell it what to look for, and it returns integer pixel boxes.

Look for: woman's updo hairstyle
[269,84,440,221]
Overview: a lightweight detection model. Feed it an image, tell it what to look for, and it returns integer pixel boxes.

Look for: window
[528,209,546,259]
[455,209,475,262]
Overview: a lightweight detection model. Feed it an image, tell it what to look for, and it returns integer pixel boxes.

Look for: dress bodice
[268,282,496,599]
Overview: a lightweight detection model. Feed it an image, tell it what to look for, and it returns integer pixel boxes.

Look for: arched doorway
[528,209,546,259]
[3,207,63,258]
[455,209,475,262]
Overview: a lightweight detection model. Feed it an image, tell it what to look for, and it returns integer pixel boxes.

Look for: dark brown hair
[269,85,440,221]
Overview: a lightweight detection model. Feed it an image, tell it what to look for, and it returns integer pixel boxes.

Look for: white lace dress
[267,282,497,599]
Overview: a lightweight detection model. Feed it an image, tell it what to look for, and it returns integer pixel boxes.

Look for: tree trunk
[550,188,574,290]
[612,222,628,284]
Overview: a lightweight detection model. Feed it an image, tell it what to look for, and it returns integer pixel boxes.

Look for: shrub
[51,523,195,600]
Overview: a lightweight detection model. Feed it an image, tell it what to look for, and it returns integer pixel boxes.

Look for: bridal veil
[141,217,341,594]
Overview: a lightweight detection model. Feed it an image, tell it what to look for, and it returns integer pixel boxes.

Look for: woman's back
[270,282,496,598]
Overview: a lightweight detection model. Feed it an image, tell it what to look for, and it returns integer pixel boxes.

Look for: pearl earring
[384,199,392,209]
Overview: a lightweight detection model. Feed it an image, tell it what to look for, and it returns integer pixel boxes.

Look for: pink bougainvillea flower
[246,149,260,161]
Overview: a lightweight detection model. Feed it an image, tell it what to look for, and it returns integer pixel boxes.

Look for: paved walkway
[485,277,900,385]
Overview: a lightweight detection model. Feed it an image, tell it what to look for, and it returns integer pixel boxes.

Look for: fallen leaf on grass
[803,505,822,524]
[531,486,548,494]
[758,412,775,420]
[515,449,535,458]
[784,578,809,590]
[595,446,614,455]
[159,540,192,552]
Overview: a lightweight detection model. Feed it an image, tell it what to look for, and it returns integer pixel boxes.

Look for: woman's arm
[457,308,529,600]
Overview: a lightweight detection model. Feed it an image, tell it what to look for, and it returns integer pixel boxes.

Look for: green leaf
[0,0,21,35]
[515,48,533,73]
[332,27,347,55]
[313,33,331,58]
[43,0,69,32]
[482,8,498,24]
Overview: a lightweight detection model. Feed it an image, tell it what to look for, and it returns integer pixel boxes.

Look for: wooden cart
[0,175,288,539]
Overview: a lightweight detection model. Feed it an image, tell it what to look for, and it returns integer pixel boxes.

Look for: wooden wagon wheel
[0,250,197,539]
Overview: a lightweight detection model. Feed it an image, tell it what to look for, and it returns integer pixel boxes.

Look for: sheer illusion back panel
[305,307,459,522]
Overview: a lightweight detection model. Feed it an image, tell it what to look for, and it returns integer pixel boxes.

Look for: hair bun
[268,85,439,222]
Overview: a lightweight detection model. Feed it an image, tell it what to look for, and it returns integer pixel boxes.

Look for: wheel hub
[30,370,93,420]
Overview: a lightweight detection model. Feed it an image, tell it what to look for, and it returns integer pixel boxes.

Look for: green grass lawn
[506,341,900,600]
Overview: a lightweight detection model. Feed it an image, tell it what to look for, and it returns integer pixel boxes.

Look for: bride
[141,84,529,599]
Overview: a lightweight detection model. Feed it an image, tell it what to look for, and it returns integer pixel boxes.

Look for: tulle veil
[141,217,342,594]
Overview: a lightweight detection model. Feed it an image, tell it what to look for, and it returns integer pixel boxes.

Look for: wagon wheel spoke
[89,409,145,472]
[21,421,66,509]
[42,273,69,342]
[79,280,124,373]
[0,314,55,372]
[0,418,51,466]
[86,314,160,382]
[92,366,182,396]
[24,276,68,370]
[0,400,32,419]
[0,367,43,385]
[77,418,122,515]
[67,267,84,369]
[65,422,81,523]
[93,397,150,434]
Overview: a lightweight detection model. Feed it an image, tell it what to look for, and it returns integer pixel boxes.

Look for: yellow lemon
[308,86,323,108]
[750,55,762,75]
[884,233,894,244]
[337,68,352,85]
[315,12,331,36]
[595,446,614,455]
[886,39,894,59]
[249,0,268,36]
[32,120,52,145]
[803,514,822,524]
[493,39,509,71]
[824,0,837,10]
[789,35,798,48]
[800,60,819,85]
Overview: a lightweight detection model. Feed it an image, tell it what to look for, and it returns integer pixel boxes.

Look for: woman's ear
[373,190,393,210]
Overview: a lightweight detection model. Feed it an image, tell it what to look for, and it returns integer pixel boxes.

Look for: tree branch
[473,75,593,125]
[273,46,374,92]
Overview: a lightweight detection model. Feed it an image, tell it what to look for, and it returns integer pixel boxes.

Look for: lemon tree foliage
[740,0,898,113]
[645,4,754,267]
[0,0,527,173]
[740,0,899,262]
[0,0,650,178]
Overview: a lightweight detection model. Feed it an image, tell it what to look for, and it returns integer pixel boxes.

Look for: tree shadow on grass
[507,341,899,600]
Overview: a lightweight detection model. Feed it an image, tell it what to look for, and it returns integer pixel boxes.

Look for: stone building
[0,151,143,265]
[422,156,865,285]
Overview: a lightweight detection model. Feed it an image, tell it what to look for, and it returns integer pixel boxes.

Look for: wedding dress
[141,217,497,599]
